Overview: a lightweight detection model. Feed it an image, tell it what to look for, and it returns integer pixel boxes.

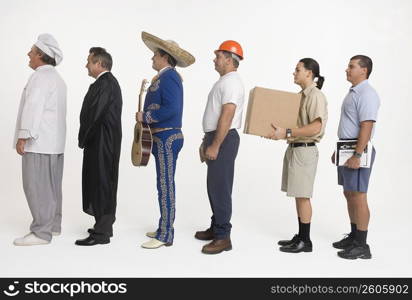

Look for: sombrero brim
[141,31,195,68]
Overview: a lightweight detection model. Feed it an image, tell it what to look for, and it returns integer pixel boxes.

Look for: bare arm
[290,118,322,138]
[355,121,373,153]
[268,118,322,140]
[345,120,374,169]
[205,103,236,160]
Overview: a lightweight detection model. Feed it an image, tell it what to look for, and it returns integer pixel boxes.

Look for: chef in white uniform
[13,34,67,246]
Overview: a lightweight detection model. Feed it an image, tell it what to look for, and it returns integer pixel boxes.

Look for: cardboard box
[243,87,301,137]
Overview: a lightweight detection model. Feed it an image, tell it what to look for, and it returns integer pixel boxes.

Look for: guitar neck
[138,79,148,112]
[138,93,143,112]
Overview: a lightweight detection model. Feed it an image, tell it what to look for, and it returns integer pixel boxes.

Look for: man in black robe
[75,47,122,246]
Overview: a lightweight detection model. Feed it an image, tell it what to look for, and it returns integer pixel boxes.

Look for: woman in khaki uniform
[268,58,327,253]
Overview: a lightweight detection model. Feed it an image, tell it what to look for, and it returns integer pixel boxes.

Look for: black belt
[290,142,316,148]
[205,128,237,135]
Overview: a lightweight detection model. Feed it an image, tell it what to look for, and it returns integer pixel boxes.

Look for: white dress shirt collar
[96,70,110,81]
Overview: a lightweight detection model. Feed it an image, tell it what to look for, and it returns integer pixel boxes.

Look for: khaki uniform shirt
[288,82,328,143]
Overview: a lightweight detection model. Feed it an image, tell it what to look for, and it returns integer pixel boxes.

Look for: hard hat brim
[214,49,243,60]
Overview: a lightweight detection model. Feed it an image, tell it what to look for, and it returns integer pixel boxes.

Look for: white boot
[141,238,172,249]
[13,233,50,246]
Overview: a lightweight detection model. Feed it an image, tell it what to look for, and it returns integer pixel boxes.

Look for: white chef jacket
[13,64,67,154]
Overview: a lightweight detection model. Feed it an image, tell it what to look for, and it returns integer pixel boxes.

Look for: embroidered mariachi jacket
[143,68,183,129]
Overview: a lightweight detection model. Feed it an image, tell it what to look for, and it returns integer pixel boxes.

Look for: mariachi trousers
[151,129,183,244]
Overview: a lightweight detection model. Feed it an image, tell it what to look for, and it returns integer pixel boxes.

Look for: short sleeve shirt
[289,83,328,143]
[202,71,245,132]
[337,80,380,139]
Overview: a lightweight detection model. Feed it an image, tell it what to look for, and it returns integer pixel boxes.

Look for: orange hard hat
[215,40,243,60]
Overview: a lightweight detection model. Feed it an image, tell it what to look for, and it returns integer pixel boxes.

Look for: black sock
[350,223,357,238]
[299,222,311,242]
[298,217,302,237]
[355,229,368,245]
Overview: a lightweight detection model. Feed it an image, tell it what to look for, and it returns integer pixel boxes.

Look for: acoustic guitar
[131,79,152,166]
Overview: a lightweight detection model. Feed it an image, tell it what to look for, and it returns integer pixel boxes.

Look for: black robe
[78,72,122,217]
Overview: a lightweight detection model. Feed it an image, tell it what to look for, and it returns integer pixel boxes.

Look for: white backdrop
[1,0,411,277]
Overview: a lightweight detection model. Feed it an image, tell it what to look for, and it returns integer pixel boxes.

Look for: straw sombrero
[141,31,195,68]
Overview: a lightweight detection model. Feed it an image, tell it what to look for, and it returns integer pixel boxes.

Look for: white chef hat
[34,33,63,65]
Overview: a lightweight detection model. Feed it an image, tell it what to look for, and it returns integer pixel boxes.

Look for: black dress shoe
[87,228,113,238]
[278,234,299,246]
[75,236,110,246]
[337,241,372,260]
[279,238,312,253]
[332,234,354,249]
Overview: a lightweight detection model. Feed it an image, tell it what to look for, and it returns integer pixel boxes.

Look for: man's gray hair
[89,47,113,71]
[221,50,240,68]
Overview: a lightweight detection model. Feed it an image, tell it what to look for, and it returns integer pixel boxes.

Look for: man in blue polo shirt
[332,55,380,260]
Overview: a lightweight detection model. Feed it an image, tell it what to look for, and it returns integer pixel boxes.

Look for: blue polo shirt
[337,80,380,139]
[143,68,183,129]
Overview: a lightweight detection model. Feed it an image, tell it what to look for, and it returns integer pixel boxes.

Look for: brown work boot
[194,228,214,241]
[201,238,232,254]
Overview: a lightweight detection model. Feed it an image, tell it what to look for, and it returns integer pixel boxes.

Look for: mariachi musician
[136,32,195,249]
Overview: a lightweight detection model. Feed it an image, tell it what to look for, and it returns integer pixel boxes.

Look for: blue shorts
[337,148,376,193]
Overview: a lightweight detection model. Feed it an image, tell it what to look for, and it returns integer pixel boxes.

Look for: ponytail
[316,75,325,89]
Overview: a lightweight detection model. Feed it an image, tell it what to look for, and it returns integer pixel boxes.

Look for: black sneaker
[278,234,299,246]
[332,234,354,249]
[337,241,372,260]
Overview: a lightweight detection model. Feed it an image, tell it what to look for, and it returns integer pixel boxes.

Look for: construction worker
[195,41,245,254]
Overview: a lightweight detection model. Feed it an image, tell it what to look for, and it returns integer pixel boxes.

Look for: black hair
[157,48,177,67]
[89,47,113,71]
[299,57,324,89]
[351,55,373,78]
[34,46,56,66]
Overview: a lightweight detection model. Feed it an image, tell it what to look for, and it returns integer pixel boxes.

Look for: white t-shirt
[202,71,245,132]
